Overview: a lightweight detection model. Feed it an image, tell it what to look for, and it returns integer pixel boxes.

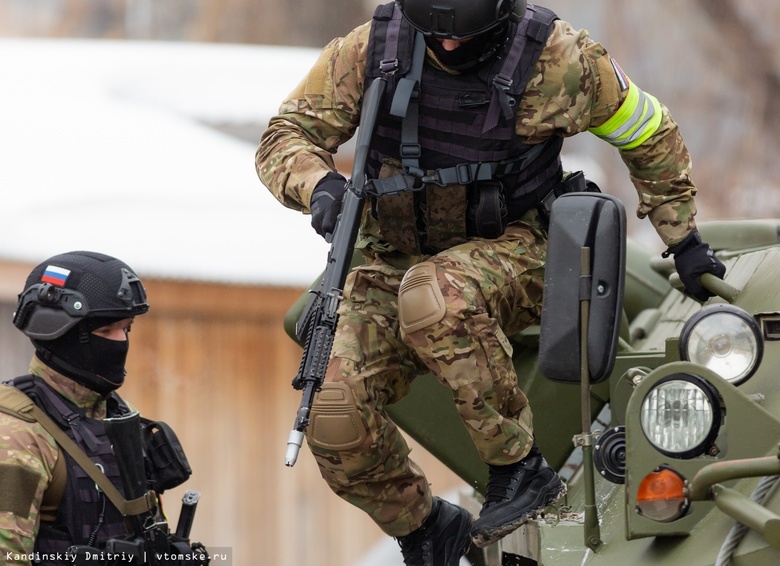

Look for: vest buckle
[452,163,472,185]
[366,174,420,197]
[380,58,399,75]
[400,143,421,159]
[493,74,513,91]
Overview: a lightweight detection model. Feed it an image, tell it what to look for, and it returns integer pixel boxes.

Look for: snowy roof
[1,38,330,287]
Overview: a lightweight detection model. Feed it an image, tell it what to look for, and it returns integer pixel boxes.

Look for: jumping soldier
[256,1,726,564]
[0,251,202,565]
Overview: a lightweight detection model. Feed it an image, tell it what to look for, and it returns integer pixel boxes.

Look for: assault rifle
[69,412,208,565]
[284,77,387,467]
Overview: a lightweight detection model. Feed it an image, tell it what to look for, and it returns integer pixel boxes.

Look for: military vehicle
[285,192,780,566]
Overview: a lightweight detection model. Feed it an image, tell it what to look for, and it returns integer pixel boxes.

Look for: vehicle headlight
[640,374,722,458]
[679,305,763,386]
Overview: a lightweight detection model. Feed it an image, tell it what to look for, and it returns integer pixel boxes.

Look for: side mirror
[539,193,626,384]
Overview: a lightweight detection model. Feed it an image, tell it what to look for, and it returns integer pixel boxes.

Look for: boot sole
[471,478,567,548]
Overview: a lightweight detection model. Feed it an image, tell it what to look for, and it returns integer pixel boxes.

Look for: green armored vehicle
[286,192,780,566]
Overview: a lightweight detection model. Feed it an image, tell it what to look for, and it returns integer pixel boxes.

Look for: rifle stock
[285,77,387,467]
[104,413,148,525]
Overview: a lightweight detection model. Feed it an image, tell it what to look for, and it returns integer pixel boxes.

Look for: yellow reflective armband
[589,80,663,150]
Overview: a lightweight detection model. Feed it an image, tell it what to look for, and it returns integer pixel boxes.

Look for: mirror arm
[579,246,603,552]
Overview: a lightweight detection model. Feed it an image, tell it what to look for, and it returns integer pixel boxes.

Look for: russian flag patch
[41,265,71,287]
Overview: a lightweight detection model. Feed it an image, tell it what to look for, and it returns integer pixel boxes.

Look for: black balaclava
[35,316,129,396]
[425,23,508,71]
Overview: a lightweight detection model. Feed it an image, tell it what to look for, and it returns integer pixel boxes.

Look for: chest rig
[10,375,133,555]
[364,2,561,255]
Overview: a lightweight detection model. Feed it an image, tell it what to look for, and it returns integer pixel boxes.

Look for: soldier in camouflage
[256,0,726,563]
[0,252,156,565]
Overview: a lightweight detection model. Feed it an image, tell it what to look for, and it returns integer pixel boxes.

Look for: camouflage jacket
[0,357,119,565]
[256,17,698,248]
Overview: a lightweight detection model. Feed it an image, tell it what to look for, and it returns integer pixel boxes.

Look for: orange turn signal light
[636,466,689,522]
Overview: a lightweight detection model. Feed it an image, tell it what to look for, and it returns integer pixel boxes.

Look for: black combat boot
[396,497,473,566]
[470,443,566,548]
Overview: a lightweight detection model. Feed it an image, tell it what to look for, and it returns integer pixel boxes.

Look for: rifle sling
[27,404,155,517]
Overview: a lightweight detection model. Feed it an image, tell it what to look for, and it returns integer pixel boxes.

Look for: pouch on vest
[143,420,192,492]
[467,180,509,239]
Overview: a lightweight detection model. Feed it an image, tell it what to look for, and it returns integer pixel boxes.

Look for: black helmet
[14,250,149,340]
[13,251,149,395]
[396,0,525,39]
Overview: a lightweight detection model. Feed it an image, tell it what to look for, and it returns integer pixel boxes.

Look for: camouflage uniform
[256,17,698,537]
[0,357,120,565]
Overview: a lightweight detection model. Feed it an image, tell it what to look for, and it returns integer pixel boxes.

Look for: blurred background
[1,1,778,565]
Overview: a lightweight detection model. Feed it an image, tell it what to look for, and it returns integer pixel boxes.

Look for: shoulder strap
[366,2,415,80]
[392,32,427,175]
[0,383,154,517]
[483,4,559,133]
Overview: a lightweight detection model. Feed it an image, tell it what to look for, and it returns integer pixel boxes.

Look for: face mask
[88,334,129,387]
[425,27,504,71]
[35,322,129,396]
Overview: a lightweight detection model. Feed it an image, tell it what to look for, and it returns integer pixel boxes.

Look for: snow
[0,38,330,286]
[0,38,610,287]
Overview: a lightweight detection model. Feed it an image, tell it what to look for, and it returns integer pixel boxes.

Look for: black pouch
[467,180,508,239]
[537,171,600,227]
[142,420,192,493]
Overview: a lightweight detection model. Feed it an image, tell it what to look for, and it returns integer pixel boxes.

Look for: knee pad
[307,382,368,451]
[398,262,447,334]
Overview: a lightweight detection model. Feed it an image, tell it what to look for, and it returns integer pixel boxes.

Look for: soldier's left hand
[664,229,726,302]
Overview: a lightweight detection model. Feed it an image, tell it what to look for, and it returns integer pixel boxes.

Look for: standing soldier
[0,251,201,565]
[256,1,726,564]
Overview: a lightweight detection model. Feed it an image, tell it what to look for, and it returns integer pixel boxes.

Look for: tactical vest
[364,2,561,255]
[8,375,133,558]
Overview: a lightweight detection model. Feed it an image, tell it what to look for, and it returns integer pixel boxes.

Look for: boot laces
[397,525,433,564]
[483,460,525,507]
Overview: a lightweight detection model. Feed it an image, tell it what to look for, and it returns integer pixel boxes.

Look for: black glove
[663,229,726,302]
[310,172,347,239]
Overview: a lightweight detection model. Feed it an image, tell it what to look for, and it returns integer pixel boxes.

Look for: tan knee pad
[307,382,368,451]
[398,262,446,334]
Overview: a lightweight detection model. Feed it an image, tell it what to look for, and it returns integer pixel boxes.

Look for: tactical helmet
[13,251,149,395]
[396,0,526,39]
[14,251,149,340]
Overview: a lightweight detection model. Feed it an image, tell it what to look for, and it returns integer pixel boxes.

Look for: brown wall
[0,261,466,565]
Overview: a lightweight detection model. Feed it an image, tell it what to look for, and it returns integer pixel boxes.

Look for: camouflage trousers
[304,215,548,537]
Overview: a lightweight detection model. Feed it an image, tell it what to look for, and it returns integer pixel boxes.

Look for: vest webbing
[366,2,559,173]
[363,2,561,254]
[30,404,156,517]
[1,379,155,515]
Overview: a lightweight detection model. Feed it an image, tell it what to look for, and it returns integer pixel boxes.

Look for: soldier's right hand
[310,172,348,240]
